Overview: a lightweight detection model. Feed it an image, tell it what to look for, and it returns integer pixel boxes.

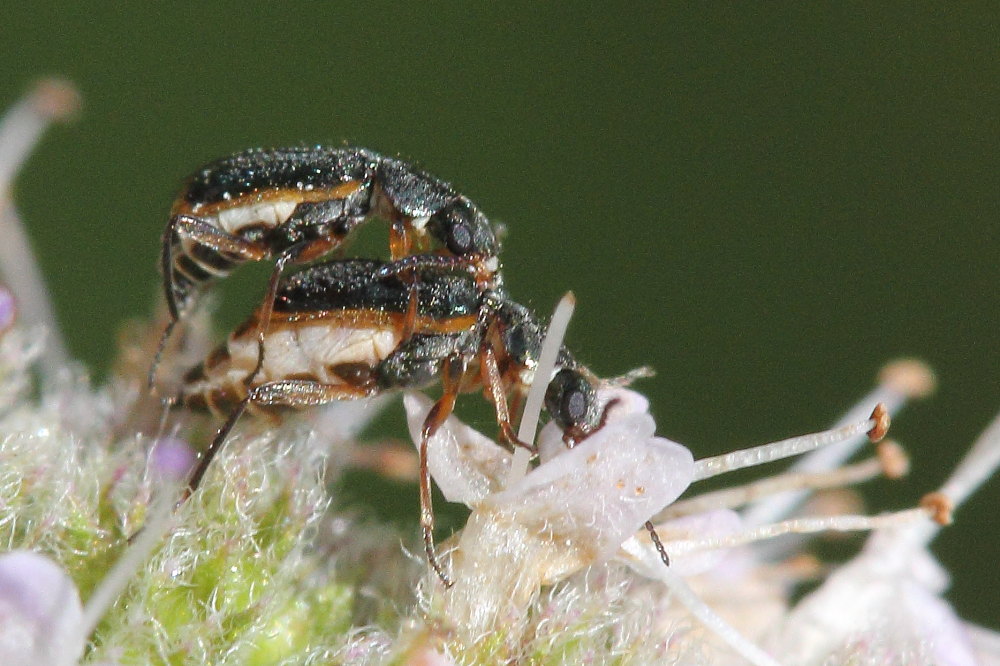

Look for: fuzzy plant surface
[0,80,998,666]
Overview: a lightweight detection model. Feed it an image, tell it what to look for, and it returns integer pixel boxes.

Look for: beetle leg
[375,253,473,279]
[245,232,367,388]
[389,220,412,259]
[147,316,181,391]
[151,215,270,390]
[418,355,468,587]
[163,214,269,316]
[242,199,367,390]
[479,344,535,453]
[246,249,298,387]
[508,389,526,435]
[183,379,372,499]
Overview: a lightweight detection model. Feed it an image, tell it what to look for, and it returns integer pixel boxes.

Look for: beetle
[152,146,502,386]
[178,258,610,585]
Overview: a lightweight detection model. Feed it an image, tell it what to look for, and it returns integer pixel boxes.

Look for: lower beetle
[179,258,609,585]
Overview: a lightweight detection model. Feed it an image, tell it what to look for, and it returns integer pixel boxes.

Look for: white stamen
[504,291,575,487]
[0,79,79,189]
[935,410,1000,514]
[0,80,79,378]
[662,507,931,557]
[661,453,890,520]
[772,409,997,664]
[910,409,1000,548]
[692,416,875,481]
[743,359,933,527]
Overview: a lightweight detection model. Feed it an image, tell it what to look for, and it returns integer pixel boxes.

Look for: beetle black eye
[561,387,588,426]
[446,220,473,255]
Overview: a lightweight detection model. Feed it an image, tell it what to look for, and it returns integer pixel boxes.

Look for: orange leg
[184,379,371,499]
[480,344,534,453]
[388,220,412,259]
[153,214,270,389]
[418,356,468,587]
[387,220,423,343]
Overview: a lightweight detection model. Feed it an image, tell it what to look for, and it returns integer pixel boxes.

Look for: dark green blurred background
[2,4,997,627]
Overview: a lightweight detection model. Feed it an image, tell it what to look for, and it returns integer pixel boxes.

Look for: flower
[0,78,997,666]
[0,550,85,666]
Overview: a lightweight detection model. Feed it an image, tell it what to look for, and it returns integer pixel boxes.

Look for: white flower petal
[0,550,84,666]
[488,414,694,563]
[774,534,979,665]
[653,509,743,576]
[403,392,511,504]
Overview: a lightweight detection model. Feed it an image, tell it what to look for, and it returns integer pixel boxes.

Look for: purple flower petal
[151,436,196,483]
[0,287,15,333]
[0,550,84,666]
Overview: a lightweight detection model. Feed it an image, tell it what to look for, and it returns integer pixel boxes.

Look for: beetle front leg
[417,354,469,588]
[480,343,535,453]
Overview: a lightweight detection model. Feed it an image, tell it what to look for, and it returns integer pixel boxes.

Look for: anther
[867,403,890,442]
[920,491,954,526]
[875,439,909,479]
[30,78,81,121]
[878,358,936,400]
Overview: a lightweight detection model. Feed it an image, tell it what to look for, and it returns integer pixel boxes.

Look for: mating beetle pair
[163,145,501,318]
[158,147,626,585]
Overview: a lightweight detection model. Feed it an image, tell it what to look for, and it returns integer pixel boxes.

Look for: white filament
[0,80,78,378]
[743,360,933,527]
[661,454,885,519]
[663,507,930,558]
[621,537,782,666]
[692,417,874,481]
[505,291,575,486]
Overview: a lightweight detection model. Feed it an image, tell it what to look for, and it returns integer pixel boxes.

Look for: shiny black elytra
[178,258,610,586]
[152,147,502,387]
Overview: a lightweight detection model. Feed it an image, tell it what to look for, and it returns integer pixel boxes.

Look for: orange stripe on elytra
[171,180,364,217]
[260,309,478,337]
